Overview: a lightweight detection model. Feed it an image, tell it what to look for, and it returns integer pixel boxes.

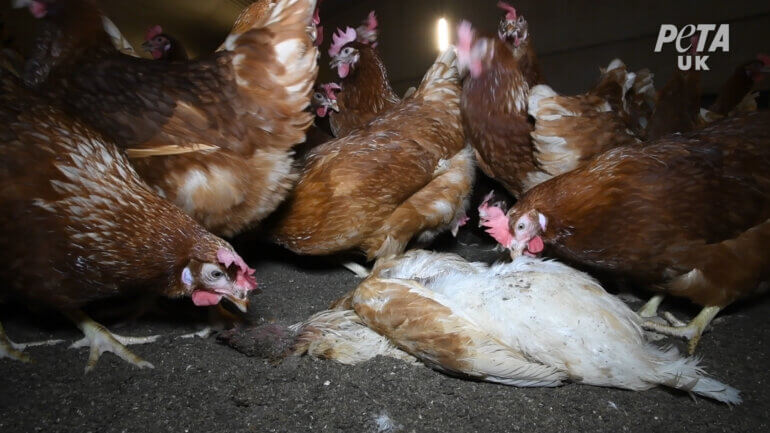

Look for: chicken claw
[342,262,370,279]
[637,294,665,318]
[0,322,31,362]
[641,306,721,354]
[0,322,65,363]
[65,310,159,373]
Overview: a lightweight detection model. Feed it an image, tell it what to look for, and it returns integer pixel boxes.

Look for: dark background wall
[2,0,769,96]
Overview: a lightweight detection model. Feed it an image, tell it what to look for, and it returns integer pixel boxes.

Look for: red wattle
[338,63,350,78]
[527,236,544,254]
[192,291,223,307]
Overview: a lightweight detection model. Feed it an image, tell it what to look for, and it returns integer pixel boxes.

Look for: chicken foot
[637,294,665,318]
[341,262,370,278]
[641,306,721,354]
[0,322,66,362]
[64,310,159,373]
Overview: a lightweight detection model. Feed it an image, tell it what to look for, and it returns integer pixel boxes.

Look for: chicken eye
[342,47,352,55]
[517,223,525,231]
[313,93,323,100]
[210,270,224,279]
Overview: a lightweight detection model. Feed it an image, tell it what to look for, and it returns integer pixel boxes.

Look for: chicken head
[180,247,258,312]
[329,27,358,78]
[497,2,529,49]
[312,83,340,117]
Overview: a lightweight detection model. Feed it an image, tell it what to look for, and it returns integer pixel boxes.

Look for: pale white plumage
[296,250,740,404]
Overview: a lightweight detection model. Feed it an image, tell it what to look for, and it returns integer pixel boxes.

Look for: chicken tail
[414,48,461,101]
[649,346,741,405]
[220,0,319,150]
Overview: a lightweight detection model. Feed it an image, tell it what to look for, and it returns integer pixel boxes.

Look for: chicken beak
[508,241,526,259]
[329,100,340,112]
[224,294,249,313]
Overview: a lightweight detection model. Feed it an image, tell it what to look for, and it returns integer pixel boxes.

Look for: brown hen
[0,73,257,370]
[480,112,770,353]
[269,49,473,262]
[19,0,319,237]
[327,15,400,138]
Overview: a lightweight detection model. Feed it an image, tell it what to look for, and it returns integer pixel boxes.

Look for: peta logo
[654,24,729,71]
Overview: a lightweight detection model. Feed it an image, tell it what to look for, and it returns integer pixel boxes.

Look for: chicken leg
[0,322,30,362]
[637,294,665,318]
[0,322,66,362]
[64,310,160,372]
[641,306,721,354]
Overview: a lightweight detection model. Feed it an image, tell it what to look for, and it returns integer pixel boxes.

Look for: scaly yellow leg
[0,322,30,362]
[641,306,721,354]
[637,294,665,318]
[65,310,159,373]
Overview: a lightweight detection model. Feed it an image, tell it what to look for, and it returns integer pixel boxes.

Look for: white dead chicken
[292,250,740,404]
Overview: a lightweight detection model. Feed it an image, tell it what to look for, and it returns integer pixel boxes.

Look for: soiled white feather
[375,251,740,404]
[298,250,741,404]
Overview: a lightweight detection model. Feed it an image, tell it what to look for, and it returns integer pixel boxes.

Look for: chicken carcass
[480,111,770,353]
[0,73,257,370]
[19,0,318,237]
[269,49,473,261]
[252,251,740,404]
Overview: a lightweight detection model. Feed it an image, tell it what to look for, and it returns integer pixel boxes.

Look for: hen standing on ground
[269,49,474,262]
[19,0,319,237]
[480,112,770,353]
[0,73,257,371]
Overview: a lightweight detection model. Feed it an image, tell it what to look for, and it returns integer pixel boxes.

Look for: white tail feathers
[651,348,741,405]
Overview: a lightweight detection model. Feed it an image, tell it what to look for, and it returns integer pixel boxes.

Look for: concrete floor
[1,227,768,433]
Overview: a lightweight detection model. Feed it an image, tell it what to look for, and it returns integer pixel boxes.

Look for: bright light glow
[437,17,450,52]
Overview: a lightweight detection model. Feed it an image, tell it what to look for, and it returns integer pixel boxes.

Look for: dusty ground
[1,225,768,433]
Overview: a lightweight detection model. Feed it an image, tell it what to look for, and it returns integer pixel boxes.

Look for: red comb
[478,192,513,248]
[329,27,357,57]
[366,11,377,31]
[497,2,517,21]
[758,54,770,66]
[321,82,341,100]
[145,25,163,41]
[457,21,475,54]
[217,248,257,292]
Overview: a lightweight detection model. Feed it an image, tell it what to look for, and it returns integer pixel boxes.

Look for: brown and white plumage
[20,0,319,236]
[290,250,740,404]
[0,73,257,368]
[327,19,400,137]
[483,111,770,353]
[458,22,537,198]
[269,49,473,261]
[525,59,641,189]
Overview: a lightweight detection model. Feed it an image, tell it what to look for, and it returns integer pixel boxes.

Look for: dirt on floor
[1,226,768,433]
